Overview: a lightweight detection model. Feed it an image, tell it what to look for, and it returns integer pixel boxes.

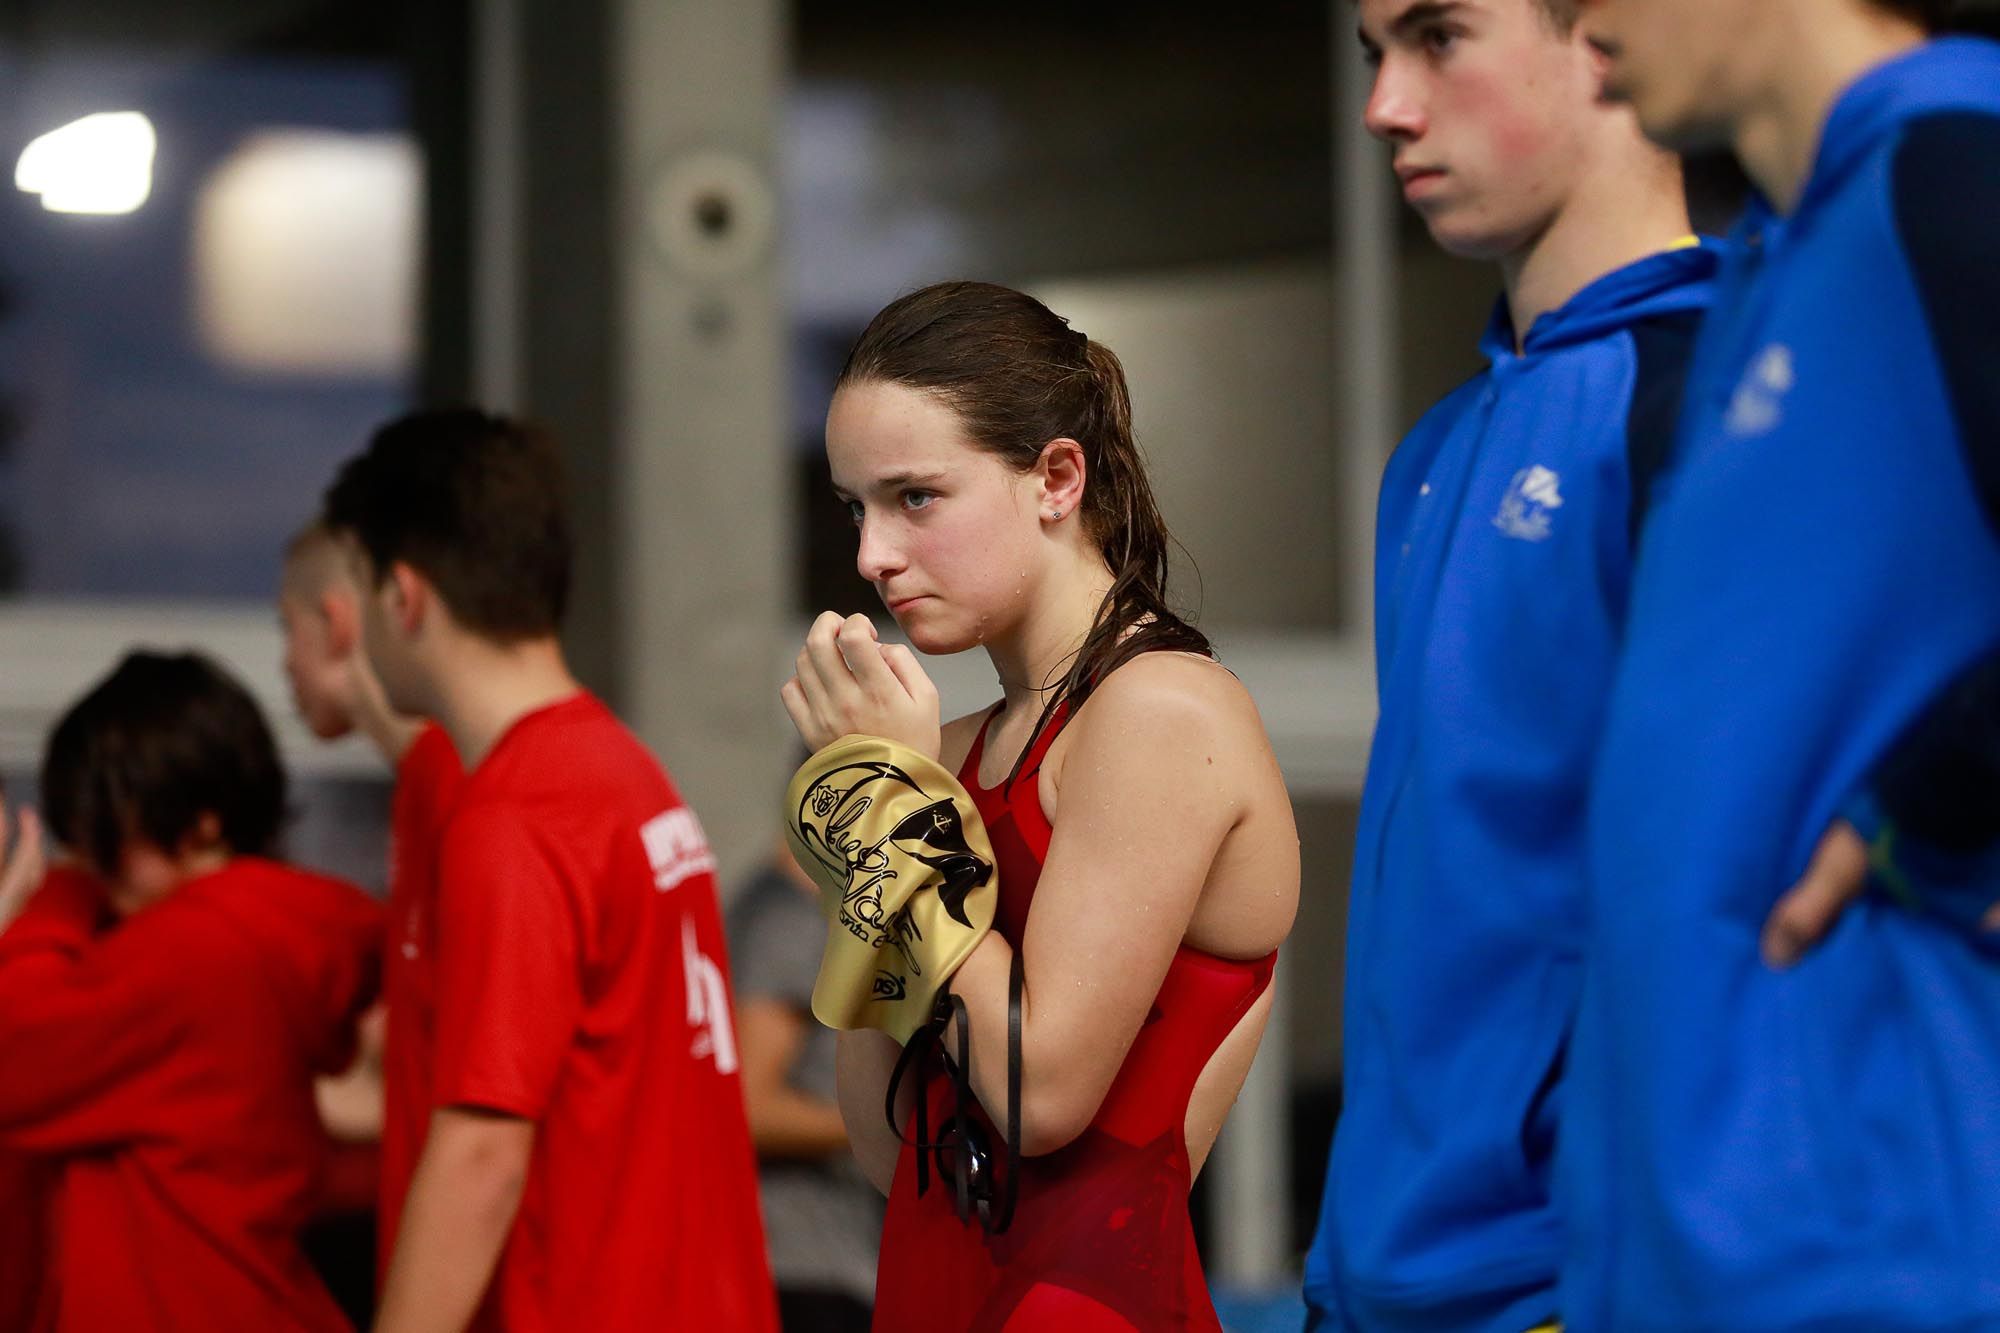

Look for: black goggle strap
[990,946,1023,1234]
[879,956,1025,1237]
[884,988,949,1202]
[947,988,976,1224]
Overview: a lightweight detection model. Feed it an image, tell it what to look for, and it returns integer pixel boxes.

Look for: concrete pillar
[609,0,791,886]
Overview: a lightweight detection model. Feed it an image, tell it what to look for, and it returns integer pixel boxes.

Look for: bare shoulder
[939,705,998,775]
[1045,653,1275,802]
[1071,652,1267,750]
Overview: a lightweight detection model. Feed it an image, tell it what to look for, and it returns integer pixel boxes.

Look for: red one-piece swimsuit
[870,702,1279,1333]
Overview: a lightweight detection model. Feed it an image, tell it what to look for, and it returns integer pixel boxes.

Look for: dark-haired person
[780,280,1300,1331]
[1296,2,1719,1328]
[323,409,776,1332]
[1555,1,2000,1327]
[281,517,464,1295]
[727,836,883,1333]
[0,651,382,1331]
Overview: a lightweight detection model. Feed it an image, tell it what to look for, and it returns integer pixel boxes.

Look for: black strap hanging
[880,952,1026,1237]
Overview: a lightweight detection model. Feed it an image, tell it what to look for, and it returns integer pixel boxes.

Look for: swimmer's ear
[1032,437,1087,523]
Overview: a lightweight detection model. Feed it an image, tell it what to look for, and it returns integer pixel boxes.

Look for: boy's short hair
[41,651,287,873]
[1537,0,1580,28]
[322,408,571,642]
[1353,0,1582,33]
[280,518,350,601]
[1880,0,1960,28]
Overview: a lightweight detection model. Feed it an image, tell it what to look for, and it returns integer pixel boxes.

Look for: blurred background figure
[0,650,381,1332]
[729,835,883,1333]
[281,515,439,1328]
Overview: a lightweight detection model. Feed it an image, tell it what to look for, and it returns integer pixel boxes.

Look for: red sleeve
[0,867,104,961]
[430,804,581,1120]
[394,723,463,851]
[0,1148,56,1329]
[0,877,231,1152]
[304,881,389,1078]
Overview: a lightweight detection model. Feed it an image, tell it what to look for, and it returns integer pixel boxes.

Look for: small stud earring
[1048,509,1062,520]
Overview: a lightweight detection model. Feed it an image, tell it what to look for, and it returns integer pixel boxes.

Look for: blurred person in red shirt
[324,409,776,1333]
[282,519,466,1322]
[0,650,382,1331]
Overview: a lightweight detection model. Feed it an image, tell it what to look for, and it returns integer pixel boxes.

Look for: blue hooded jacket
[1304,241,1722,1333]
[1558,38,2000,1332]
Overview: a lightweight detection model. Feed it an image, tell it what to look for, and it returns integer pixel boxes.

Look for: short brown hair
[1352,0,1581,33]
[323,408,571,642]
[42,651,287,873]
[1876,0,1959,28]
[1536,0,1580,28]
[280,518,350,601]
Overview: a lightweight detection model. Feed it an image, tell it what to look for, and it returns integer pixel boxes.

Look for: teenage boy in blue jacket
[1565,2,2000,1327]
[1304,3,1716,1329]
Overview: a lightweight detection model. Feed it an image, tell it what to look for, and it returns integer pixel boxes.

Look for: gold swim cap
[785,735,999,1043]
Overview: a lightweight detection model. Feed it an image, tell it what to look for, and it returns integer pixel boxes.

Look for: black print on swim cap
[872,970,907,1001]
[883,799,987,930]
[794,759,994,961]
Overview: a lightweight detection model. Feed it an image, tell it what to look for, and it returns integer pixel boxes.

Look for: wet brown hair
[836,280,1210,785]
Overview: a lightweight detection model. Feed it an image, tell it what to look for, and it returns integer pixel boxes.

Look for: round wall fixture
[645,149,776,281]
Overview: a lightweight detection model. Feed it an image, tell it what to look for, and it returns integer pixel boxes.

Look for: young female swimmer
[782,280,1299,1332]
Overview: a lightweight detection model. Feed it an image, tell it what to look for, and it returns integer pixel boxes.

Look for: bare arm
[373,1107,533,1333]
[738,996,851,1159]
[0,799,44,933]
[945,660,1260,1156]
[781,621,1278,1161]
[836,1028,911,1196]
[315,1002,386,1143]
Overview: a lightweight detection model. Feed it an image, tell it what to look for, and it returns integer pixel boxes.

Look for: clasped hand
[781,612,942,760]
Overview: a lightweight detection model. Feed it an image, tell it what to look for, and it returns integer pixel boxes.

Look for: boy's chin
[303,708,355,742]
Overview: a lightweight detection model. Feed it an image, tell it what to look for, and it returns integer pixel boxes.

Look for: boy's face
[1358,0,1609,260]
[350,547,429,718]
[279,590,355,741]
[1577,0,1776,152]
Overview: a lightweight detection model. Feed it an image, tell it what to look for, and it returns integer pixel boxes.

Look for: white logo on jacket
[1494,465,1565,542]
[641,807,717,892]
[1725,343,1794,437]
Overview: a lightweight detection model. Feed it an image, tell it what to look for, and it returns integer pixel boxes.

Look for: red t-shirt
[0,860,382,1332]
[377,720,464,1278]
[429,694,776,1332]
[0,1147,55,1329]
